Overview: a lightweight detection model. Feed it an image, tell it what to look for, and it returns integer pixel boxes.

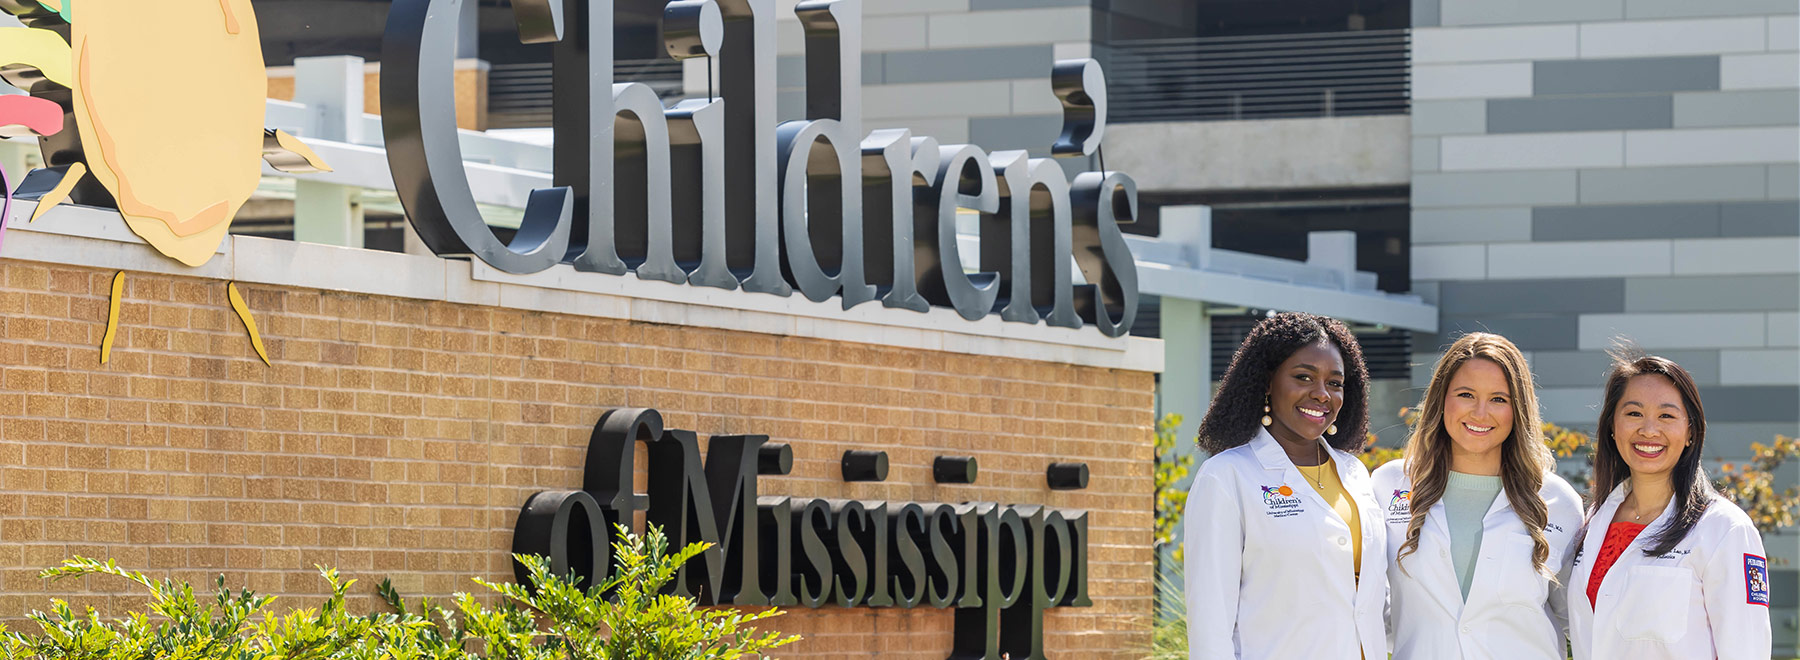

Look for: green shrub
[0,524,797,660]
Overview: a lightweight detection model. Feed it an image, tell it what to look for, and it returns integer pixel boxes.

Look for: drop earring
[1326,423,1338,436]
[1260,395,1272,427]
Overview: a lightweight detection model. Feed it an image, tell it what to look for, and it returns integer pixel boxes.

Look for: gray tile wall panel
[1415,281,1443,305]
[1442,0,1622,26]
[1413,208,1534,244]
[1437,279,1627,315]
[1415,0,1442,27]
[1579,165,1768,204]
[778,90,805,122]
[1625,0,1800,19]
[1535,57,1721,95]
[970,0,1087,8]
[1533,203,1721,241]
[776,55,886,86]
[1673,90,1800,128]
[1488,95,1673,133]
[882,45,1052,84]
[967,114,1063,153]
[1414,137,1441,172]
[1414,100,1488,135]
[1416,170,1580,207]
[1768,164,1798,199]
[1699,385,1800,422]
[1708,423,1800,458]
[869,0,971,15]
[1531,349,1721,386]
[1430,315,1582,351]
[1722,201,1800,237]
[865,54,885,85]
[1624,275,1800,312]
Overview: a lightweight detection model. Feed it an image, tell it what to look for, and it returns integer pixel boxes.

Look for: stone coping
[1,201,1164,373]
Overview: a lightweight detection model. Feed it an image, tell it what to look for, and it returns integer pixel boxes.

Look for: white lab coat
[1566,486,1772,660]
[1183,428,1388,660]
[1370,460,1584,660]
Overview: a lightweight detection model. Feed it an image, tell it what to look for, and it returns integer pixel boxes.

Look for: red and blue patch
[1744,553,1770,607]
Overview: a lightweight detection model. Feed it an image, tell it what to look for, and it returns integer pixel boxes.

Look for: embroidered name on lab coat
[1260,484,1305,518]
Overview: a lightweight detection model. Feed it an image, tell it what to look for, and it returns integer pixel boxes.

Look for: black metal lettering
[793,497,834,607]
[381,0,573,275]
[1070,171,1140,338]
[890,501,928,609]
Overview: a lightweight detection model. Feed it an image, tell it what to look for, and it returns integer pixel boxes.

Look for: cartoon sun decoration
[1,0,330,366]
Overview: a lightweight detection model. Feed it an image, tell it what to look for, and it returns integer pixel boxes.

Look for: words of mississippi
[380,0,1141,337]
[512,409,1093,660]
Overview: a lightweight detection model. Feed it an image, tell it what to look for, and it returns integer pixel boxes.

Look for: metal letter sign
[512,409,1093,660]
[381,0,1140,337]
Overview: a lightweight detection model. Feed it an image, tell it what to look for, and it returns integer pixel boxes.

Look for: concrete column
[290,56,365,248]
[293,181,364,247]
[1153,204,1215,599]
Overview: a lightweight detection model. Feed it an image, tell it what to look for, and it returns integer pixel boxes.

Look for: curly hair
[1196,312,1370,454]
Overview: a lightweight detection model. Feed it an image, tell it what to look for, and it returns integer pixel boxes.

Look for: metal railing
[1104,29,1410,123]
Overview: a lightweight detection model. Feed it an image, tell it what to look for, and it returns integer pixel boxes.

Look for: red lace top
[1586,521,1649,607]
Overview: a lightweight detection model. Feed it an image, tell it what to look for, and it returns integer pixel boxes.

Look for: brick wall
[0,257,1155,658]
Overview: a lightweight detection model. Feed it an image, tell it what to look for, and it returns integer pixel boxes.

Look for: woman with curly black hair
[1183,312,1386,660]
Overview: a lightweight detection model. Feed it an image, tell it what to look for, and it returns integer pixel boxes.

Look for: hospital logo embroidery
[1260,484,1303,518]
[1386,489,1411,522]
[1745,554,1770,606]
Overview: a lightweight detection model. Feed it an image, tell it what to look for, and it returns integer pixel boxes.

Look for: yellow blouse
[1297,455,1362,579]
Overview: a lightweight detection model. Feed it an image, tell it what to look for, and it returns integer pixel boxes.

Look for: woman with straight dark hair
[1372,332,1583,658]
[1184,312,1386,659]
[1566,348,1771,660]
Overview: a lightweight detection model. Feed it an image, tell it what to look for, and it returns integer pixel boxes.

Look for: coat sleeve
[1547,545,1573,649]
[1544,485,1583,650]
[1185,466,1244,660]
[1703,518,1772,660]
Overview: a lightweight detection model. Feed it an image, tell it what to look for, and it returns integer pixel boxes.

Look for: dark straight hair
[1589,347,1714,557]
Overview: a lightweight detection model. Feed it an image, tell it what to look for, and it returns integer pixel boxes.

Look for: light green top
[1443,471,1503,600]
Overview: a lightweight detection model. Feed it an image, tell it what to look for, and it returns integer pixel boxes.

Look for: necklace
[1626,492,1668,522]
[1300,442,1326,489]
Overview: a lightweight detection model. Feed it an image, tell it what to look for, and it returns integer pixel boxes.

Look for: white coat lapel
[1463,486,1516,610]
[1417,498,1464,618]
[1574,488,1628,616]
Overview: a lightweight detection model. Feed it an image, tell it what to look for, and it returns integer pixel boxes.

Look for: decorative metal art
[0,87,64,251]
[0,0,332,268]
[382,0,1142,337]
[512,409,1093,660]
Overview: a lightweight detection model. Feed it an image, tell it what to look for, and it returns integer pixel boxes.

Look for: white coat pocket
[1492,535,1547,607]
[1614,565,1695,643]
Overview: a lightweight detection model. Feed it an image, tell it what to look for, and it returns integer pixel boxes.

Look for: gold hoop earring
[1261,395,1273,427]
[1326,424,1338,436]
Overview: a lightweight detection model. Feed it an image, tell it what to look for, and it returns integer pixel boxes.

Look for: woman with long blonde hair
[1371,333,1583,658]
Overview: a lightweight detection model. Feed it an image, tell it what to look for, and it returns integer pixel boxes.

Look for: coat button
[1461,625,1471,634]
[1337,537,1348,546]
[1440,549,1448,558]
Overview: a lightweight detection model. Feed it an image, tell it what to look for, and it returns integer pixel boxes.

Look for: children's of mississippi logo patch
[1745,554,1770,606]
[1385,489,1411,522]
[1259,484,1303,518]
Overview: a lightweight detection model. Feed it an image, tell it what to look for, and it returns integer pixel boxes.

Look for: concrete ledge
[1,201,1164,373]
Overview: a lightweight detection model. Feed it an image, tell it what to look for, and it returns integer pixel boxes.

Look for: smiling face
[1265,341,1346,446]
[1443,358,1514,470]
[1610,374,1692,481]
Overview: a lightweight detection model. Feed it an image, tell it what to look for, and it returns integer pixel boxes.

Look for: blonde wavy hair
[1396,333,1556,578]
